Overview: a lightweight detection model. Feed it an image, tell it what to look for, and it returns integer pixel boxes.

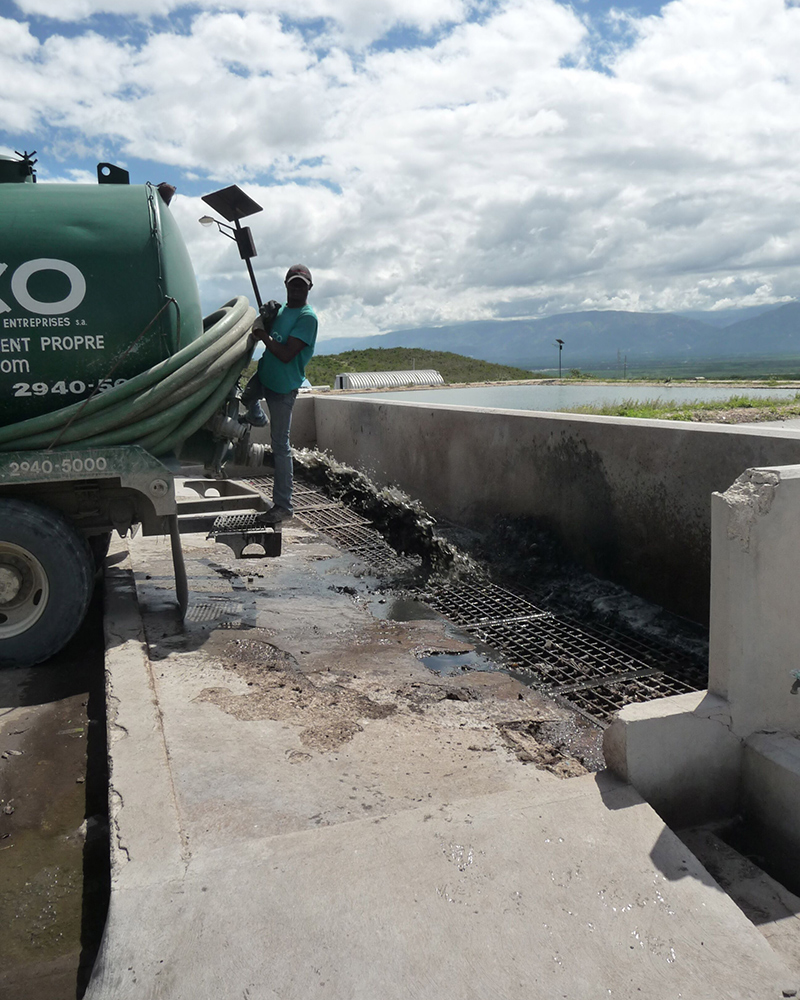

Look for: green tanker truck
[0,152,276,667]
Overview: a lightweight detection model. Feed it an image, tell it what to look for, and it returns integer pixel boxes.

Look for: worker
[241,264,318,524]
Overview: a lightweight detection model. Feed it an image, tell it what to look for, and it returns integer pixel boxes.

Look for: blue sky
[2,0,799,338]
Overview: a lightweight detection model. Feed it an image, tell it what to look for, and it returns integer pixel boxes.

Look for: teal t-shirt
[257,304,318,394]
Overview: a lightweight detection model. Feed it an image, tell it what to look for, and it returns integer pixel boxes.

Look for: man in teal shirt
[241,264,318,524]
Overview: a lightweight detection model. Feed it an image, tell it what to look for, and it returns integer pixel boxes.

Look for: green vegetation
[305,347,540,387]
[567,393,800,422]
[586,356,800,381]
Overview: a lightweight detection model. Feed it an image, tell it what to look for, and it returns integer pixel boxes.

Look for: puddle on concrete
[370,594,440,622]
[418,649,501,676]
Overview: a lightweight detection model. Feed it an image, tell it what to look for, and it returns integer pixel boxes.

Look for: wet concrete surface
[87,511,797,998]
[133,523,595,778]
[0,590,109,1000]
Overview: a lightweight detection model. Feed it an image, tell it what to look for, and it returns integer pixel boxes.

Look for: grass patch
[567,393,800,421]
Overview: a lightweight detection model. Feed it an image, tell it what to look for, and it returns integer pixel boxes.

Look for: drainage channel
[248,474,706,728]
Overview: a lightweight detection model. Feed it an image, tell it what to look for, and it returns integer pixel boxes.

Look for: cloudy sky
[1,0,799,340]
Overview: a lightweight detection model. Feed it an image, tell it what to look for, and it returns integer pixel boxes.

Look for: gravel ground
[682,406,800,423]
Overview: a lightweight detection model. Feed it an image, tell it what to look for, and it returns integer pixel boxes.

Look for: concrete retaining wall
[311,396,800,623]
[290,395,317,449]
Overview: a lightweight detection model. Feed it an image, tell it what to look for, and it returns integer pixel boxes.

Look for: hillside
[314,302,798,371]
[305,348,539,387]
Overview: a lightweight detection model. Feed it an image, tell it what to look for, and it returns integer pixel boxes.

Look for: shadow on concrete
[104,559,278,665]
[648,825,721,887]
[592,769,641,810]
[76,627,111,999]
[593,772,726,887]
[594,763,800,956]
[0,585,105,711]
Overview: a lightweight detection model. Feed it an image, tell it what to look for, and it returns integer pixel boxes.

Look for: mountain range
[316,302,800,370]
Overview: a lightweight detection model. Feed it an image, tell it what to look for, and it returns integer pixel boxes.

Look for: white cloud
[2,0,800,337]
[12,0,470,48]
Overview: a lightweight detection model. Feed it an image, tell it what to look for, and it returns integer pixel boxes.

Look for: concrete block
[709,465,800,737]
[603,691,742,826]
[743,732,800,857]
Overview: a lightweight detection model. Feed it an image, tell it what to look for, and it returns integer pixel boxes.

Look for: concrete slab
[86,777,795,1000]
[86,511,798,999]
[679,826,800,978]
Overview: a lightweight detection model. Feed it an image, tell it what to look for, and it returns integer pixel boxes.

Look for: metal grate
[415,572,705,725]
[317,525,420,575]
[421,579,549,627]
[294,506,371,530]
[185,600,244,623]
[244,472,705,725]
[247,476,419,576]
[470,618,677,685]
[209,512,270,534]
[248,476,329,503]
[247,475,274,490]
[555,674,700,721]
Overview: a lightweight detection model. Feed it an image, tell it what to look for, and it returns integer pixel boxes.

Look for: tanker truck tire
[0,499,95,668]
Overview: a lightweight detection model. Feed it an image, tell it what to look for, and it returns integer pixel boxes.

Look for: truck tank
[0,155,257,460]
[0,154,270,668]
[0,156,204,425]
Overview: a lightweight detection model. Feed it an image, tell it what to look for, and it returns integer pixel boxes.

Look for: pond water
[349,383,800,413]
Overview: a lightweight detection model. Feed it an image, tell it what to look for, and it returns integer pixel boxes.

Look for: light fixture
[198,185,265,310]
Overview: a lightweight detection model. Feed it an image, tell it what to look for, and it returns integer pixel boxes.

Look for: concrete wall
[709,465,800,736]
[290,395,317,449]
[605,464,800,845]
[311,396,800,623]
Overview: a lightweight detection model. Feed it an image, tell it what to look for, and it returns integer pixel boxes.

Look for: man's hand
[253,300,281,343]
[259,300,281,326]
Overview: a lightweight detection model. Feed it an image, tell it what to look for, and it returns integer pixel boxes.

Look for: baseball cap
[285,264,312,286]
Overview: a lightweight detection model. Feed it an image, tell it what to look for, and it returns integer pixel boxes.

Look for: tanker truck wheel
[0,499,95,668]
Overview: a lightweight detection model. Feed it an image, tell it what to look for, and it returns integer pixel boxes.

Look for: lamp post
[555,339,564,378]
[199,184,265,311]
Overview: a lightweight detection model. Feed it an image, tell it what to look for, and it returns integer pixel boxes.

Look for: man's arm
[262,334,306,364]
